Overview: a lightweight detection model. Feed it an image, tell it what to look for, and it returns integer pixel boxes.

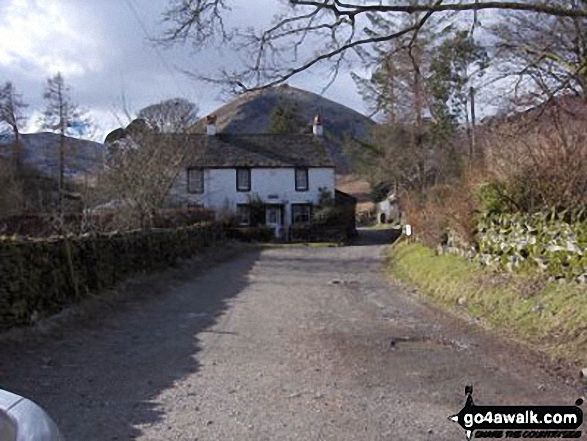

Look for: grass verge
[361,223,402,231]
[386,240,587,367]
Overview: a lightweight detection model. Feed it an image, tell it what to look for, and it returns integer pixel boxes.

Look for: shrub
[402,181,478,248]
[0,208,216,237]
[481,103,587,213]
[290,223,347,243]
[223,226,274,242]
[152,208,215,228]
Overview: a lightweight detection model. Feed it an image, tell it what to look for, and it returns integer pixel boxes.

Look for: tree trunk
[409,44,426,192]
[469,86,477,166]
[58,129,65,230]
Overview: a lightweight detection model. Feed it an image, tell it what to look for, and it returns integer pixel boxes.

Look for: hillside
[195,85,375,173]
[0,132,106,180]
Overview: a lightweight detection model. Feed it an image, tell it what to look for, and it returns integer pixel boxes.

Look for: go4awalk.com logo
[448,386,583,439]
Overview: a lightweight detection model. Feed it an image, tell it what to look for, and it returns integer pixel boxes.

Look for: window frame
[236,168,252,192]
[291,203,312,224]
[187,167,204,194]
[295,167,309,192]
[236,204,251,226]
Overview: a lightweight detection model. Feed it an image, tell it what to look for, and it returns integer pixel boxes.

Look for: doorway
[265,205,283,237]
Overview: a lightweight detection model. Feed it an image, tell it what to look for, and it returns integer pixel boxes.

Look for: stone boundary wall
[440,211,586,283]
[0,223,221,330]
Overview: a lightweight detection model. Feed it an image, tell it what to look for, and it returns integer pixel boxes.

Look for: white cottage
[178,115,336,237]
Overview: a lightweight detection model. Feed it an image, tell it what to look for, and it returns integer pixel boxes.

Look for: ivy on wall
[441,209,586,283]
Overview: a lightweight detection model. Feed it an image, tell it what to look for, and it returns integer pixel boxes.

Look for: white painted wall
[171,167,335,225]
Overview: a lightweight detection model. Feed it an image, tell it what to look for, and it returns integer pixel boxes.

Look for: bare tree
[161,0,587,91]
[493,0,587,104]
[0,157,25,221]
[137,98,199,133]
[102,101,200,229]
[40,73,91,225]
[0,82,28,171]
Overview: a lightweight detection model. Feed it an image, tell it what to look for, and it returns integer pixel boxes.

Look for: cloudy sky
[0,0,367,142]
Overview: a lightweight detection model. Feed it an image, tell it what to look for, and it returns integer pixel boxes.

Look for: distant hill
[0,132,106,180]
[194,85,375,173]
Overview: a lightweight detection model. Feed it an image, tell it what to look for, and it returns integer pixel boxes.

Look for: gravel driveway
[0,231,582,440]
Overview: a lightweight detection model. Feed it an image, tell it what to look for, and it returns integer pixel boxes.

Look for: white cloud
[0,0,369,142]
[0,0,104,78]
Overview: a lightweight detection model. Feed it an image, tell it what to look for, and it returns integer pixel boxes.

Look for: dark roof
[184,134,335,168]
[335,189,358,205]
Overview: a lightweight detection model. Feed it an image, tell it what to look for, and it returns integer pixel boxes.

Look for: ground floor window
[236,204,251,225]
[291,204,312,223]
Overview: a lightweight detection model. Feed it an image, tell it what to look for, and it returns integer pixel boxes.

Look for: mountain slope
[196,85,375,173]
[0,132,105,179]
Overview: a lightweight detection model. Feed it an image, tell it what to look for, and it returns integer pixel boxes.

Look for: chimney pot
[206,114,218,136]
[313,113,324,137]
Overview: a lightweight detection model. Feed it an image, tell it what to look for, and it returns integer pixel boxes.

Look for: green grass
[386,240,587,365]
[362,223,402,231]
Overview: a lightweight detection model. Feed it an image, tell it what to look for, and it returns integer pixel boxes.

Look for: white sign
[405,224,412,237]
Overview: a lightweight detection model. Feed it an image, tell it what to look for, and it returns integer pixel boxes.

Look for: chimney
[313,113,324,137]
[206,114,218,136]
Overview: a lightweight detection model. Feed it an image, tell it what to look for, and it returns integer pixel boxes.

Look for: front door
[265,206,282,237]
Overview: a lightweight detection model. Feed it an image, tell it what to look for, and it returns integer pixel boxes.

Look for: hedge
[290,223,352,243]
[224,226,274,242]
[0,208,216,237]
[0,223,221,330]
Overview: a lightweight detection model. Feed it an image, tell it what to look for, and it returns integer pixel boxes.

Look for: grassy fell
[386,240,587,366]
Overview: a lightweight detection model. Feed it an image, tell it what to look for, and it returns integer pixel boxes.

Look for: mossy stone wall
[0,223,221,330]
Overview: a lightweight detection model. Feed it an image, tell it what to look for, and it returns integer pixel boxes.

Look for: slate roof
[183,134,335,168]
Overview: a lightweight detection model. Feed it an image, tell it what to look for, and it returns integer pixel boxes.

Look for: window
[187,168,204,194]
[236,168,251,192]
[295,168,309,191]
[292,204,312,224]
[236,204,251,225]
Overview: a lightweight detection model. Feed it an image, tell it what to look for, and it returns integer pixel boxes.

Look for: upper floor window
[187,168,204,194]
[295,167,309,191]
[236,168,251,192]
